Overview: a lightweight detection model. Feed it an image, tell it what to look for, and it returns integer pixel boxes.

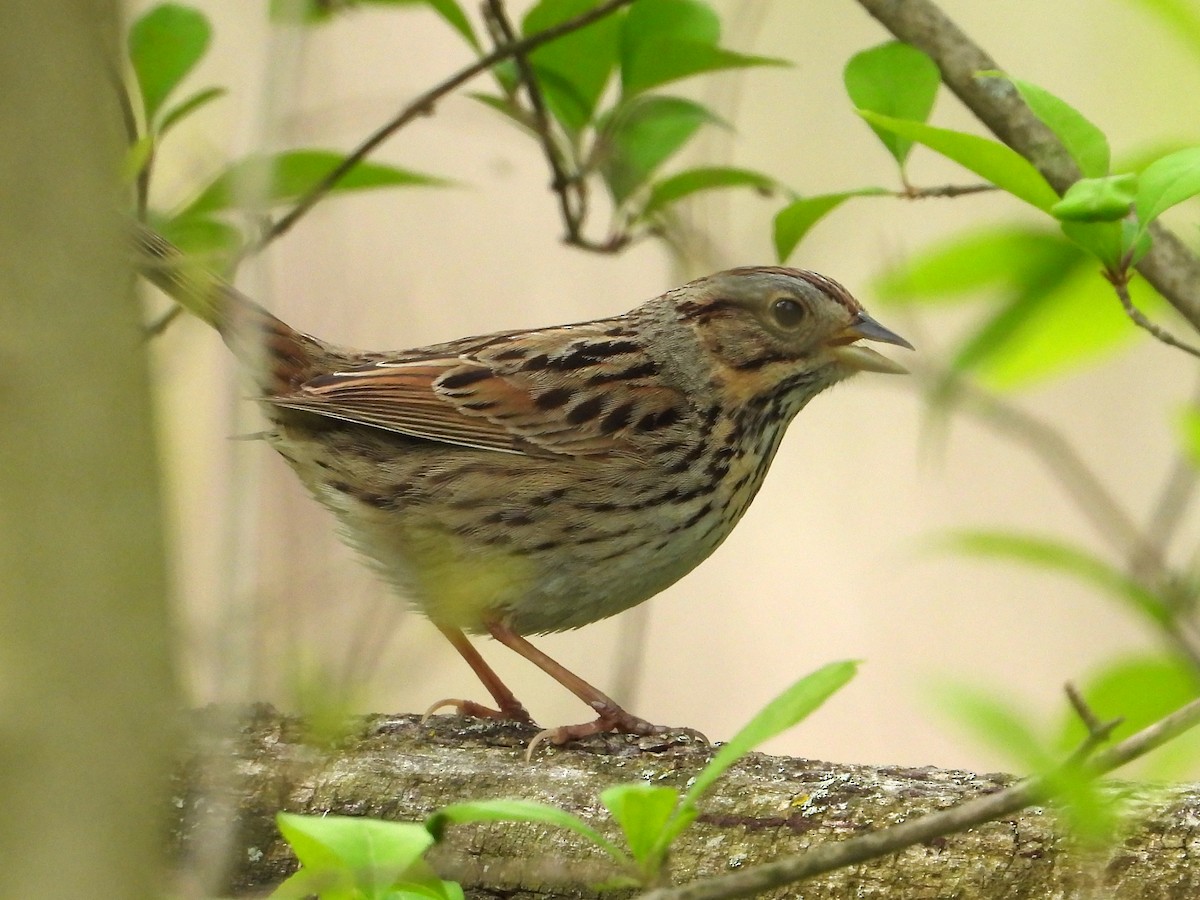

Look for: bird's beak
[828,311,914,375]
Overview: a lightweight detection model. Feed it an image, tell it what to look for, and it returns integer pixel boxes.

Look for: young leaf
[275,812,438,896]
[623,43,787,98]
[523,0,621,132]
[1135,146,1200,228]
[597,96,720,205]
[426,799,629,864]
[844,42,941,168]
[181,150,449,217]
[940,531,1171,624]
[155,214,243,266]
[1050,174,1136,222]
[856,111,1059,211]
[1118,0,1200,63]
[1178,405,1200,469]
[128,3,212,122]
[681,661,858,810]
[1058,219,1151,270]
[600,784,682,867]
[773,189,886,262]
[156,86,227,137]
[639,166,781,218]
[982,74,1110,178]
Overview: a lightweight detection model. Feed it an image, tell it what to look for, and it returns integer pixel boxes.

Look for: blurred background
[141,0,1200,771]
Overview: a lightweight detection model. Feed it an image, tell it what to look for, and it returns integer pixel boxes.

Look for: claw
[523,706,682,761]
[421,697,535,726]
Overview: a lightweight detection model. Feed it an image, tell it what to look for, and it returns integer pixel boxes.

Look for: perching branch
[854,0,1200,333]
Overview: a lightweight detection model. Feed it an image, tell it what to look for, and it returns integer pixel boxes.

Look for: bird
[136,225,912,750]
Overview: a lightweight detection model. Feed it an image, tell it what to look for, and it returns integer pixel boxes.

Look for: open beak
[828,311,914,375]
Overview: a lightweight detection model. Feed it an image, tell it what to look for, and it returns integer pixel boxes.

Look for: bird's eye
[770,297,806,329]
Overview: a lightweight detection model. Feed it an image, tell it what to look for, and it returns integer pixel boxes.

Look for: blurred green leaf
[270,0,479,48]
[1051,174,1136,222]
[426,799,627,863]
[524,0,621,132]
[1135,146,1200,231]
[154,214,243,267]
[600,784,682,867]
[844,42,940,168]
[156,86,227,136]
[773,189,886,262]
[934,683,1052,770]
[640,166,781,218]
[857,111,1059,211]
[597,96,720,205]
[983,74,1110,178]
[681,661,858,810]
[1117,0,1200,62]
[1178,406,1200,469]
[128,3,212,122]
[620,0,785,97]
[941,531,1172,624]
[181,150,449,217]
[875,227,1081,305]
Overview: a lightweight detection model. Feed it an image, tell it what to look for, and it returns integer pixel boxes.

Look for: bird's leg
[485,620,668,751]
[423,624,535,725]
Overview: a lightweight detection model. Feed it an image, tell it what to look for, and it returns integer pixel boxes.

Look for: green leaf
[640,166,781,218]
[128,3,212,122]
[523,0,621,131]
[857,111,1059,211]
[1059,218,1151,270]
[1051,174,1136,222]
[269,0,479,49]
[773,189,886,262]
[275,813,437,896]
[426,799,628,864]
[983,75,1110,178]
[1135,146,1200,228]
[154,214,243,267]
[597,96,720,205]
[940,531,1172,625]
[156,86,227,136]
[600,784,682,867]
[682,662,858,810]
[874,227,1080,305]
[623,42,786,97]
[1178,406,1200,469]
[844,42,941,168]
[181,150,449,217]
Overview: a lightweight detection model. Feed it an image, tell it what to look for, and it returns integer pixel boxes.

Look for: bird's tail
[134,224,324,393]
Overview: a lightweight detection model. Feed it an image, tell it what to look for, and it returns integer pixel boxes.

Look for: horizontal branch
[174,707,1200,899]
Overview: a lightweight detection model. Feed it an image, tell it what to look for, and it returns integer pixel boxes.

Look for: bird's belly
[270,425,769,636]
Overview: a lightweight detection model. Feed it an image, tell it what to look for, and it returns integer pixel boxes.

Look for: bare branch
[1104,269,1200,360]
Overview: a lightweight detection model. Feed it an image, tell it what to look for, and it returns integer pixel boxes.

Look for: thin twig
[252,0,636,252]
[901,182,996,199]
[1141,377,1200,574]
[1104,268,1200,360]
[638,695,1200,900]
[1063,681,1122,763]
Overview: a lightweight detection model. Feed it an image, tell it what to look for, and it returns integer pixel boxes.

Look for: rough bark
[174,707,1200,899]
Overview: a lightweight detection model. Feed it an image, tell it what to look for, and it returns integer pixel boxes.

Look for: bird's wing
[269,321,689,458]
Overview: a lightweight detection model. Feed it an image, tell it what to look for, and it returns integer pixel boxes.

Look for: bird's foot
[422,697,535,726]
[525,703,701,760]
